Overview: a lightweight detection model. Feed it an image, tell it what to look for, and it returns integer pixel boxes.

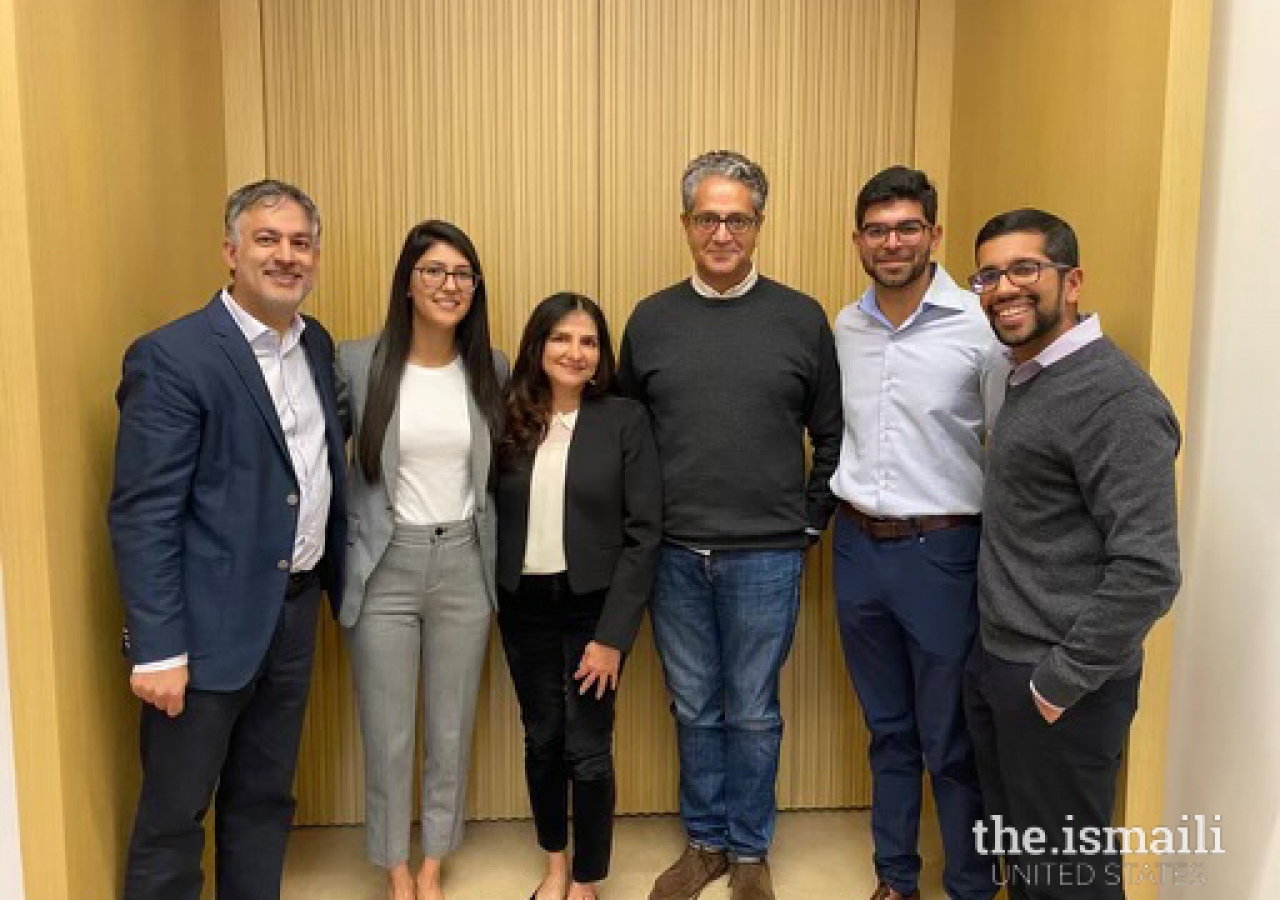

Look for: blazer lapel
[204,294,290,464]
[301,323,345,482]
[465,371,491,507]
[383,398,401,506]
[564,398,597,487]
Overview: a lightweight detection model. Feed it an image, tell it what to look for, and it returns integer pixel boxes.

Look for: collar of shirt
[690,264,759,299]
[857,263,968,331]
[221,288,306,353]
[1007,313,1103,386]
[551,409,579,431]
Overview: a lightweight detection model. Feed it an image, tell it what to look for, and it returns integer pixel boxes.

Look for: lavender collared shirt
[1007,313,1103,386]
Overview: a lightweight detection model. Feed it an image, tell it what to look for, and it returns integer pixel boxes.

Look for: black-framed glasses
[858,219,930,245]
[688,212,759,234]
[968,259,1074,294]
[414,264,479,292]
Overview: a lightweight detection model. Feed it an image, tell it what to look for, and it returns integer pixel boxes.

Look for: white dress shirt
[830,264,1008,517]
[690,264,759,299]
[134,290,331,674]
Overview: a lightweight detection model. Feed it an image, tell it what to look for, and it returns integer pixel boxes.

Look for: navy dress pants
[834,512,995,900]
[123,582,321,900]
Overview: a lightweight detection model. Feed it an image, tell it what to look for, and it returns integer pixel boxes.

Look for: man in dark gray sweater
[963,208,1181,900]
[618,151,842,900]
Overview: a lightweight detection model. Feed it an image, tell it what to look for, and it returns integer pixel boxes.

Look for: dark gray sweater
[617,277,843,549]
[978,337,1181,708]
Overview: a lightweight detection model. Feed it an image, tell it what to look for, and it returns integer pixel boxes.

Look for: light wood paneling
[221,0,268,188]
[250,0,926,823]
[1125,1,1213,896]
[913,0,956,258]
[2,2,227,898]
[0,0,67,894]
[946,0,1173,362]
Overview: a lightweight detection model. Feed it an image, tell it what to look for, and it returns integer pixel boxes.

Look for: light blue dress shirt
[831,264,1008,517]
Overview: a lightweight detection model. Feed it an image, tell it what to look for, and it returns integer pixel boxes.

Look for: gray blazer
[336,336,509,628]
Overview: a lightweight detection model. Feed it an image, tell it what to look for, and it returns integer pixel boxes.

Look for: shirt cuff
[133,654,188,674]
[1030,679,1065,714]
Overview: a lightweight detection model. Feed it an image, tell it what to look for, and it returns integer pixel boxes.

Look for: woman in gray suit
[338,220,507,900]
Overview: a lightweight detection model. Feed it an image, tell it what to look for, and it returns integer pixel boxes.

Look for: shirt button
[286,493,299,506]
[277,559,289,571]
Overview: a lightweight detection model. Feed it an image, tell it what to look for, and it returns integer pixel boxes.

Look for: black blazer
[496,394,662,651]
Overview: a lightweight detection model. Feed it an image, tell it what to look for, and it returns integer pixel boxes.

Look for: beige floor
[283,810,948,899]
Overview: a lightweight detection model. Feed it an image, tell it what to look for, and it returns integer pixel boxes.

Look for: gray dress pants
[349,519,491,867]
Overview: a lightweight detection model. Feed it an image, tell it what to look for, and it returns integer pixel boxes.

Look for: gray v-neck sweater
[978,337,1182,708]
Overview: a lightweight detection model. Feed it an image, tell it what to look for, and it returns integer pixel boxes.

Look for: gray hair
[224,179,321,243]
[680,150,769,214]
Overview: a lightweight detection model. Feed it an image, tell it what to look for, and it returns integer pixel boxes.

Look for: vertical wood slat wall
[250,0,922,823]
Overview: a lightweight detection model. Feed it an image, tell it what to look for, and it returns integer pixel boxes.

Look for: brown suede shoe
[728,860,774,900]
[869,882,920,900]
[649,844,729,900]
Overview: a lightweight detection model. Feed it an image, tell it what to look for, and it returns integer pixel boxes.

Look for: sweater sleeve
[616,324,642,402]
[804,311,843,532]
[1030,387,1182,708]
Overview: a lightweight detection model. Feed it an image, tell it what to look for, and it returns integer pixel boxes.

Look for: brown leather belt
[838,501,979,540]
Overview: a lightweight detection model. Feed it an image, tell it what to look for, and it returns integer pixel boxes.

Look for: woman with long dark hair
[338,220,506,900]
[496,293,661,900]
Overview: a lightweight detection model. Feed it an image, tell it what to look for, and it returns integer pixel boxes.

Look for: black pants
[963,642,1140,900]
[498,573,617,883]
[123,583,321,900]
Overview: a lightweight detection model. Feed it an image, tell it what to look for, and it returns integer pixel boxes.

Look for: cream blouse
[521,410,577,574]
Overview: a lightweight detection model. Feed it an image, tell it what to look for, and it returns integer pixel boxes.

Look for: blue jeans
[651,543,804,860]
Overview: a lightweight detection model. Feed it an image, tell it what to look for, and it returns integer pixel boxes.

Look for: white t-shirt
[395,357,474,524]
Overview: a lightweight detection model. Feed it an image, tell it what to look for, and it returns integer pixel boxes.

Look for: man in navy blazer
[108,179,346,900]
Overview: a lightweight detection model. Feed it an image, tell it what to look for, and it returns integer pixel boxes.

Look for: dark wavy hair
[500,292,616,464]
[855,165,938,227]
[357,220,502,483]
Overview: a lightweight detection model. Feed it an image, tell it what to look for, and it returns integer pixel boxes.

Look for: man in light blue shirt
[831,167,1005,900]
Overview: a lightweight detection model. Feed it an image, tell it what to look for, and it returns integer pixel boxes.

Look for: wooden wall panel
[254,0,923,823]
[945,0,1173,363]
[2,2,227,897]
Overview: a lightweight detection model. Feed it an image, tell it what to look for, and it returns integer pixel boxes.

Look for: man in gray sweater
[962,208,1181,900]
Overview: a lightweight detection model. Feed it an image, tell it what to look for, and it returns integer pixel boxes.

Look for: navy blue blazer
[108,293,347,691]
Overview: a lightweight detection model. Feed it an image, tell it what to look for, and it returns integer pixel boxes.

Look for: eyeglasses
[687,212,759,234]
[858,219,930,246]
[414,264,479,292]
[968,259,1074,295]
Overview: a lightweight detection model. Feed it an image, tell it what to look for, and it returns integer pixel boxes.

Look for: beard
[989,285,1066,349]
[867,254,931,290]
